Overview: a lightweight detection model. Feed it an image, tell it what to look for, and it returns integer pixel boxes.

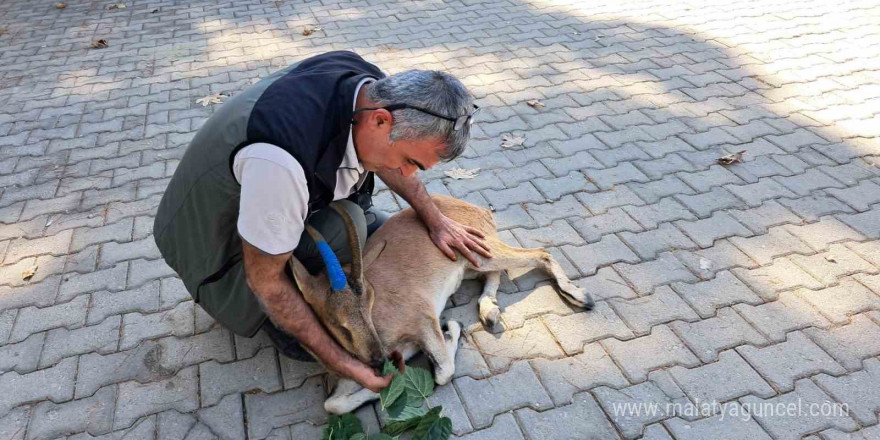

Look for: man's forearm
[251,274,355,374]
[376,168,442,227]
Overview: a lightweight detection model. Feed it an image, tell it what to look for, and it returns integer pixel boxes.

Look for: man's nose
[401,164,417,177]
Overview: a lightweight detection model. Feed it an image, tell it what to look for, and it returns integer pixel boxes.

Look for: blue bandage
[316,241,348,291]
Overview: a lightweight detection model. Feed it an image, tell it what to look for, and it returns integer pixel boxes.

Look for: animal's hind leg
[478,271,503,330]
[473,239,594,309]
[421,319,461,386]
[324,378,379,414]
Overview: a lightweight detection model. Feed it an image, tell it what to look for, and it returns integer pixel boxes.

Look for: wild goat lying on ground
[288,195,594,414]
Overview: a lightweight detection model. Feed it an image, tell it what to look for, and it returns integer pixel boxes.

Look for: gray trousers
[261,200,388,361]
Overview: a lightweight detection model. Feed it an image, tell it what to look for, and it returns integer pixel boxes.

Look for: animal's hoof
[582,292,595,310]
[559,283,593,310]
[445,320,462,339]
[479,306,501,330]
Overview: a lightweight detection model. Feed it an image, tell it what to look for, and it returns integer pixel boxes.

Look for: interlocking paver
[671,270,763,318]
[608,286,699,335]
[530,343,628,406]
[576,186,645,215]
[670,307,767,363]
[561,234,639,276]
[0,357,77,414]
[594,371,689,440]
[88,280,161,325]
[663,410,772,440]
[729,226,812,265]
[619,222,697,260]
[40,316,120,368]
[737,331,845,392]
[569,207,643,243]
[805,313,880,371]
[455,361,553,429]
[472,319,563,371]
[197,393,247,440]
[29,386,116,440]
[115,366,199,430]
[515,393,620,440]
[602,325,699,382]
[613,252,698,294]
[623,198,695,229]
[785,216,867,251]
[199,347,282,407]
[797,279,880,324]
[76,328,234,398]
[668,350,774,405]
[455,413,524,440]
[120,300,194,350]
[0,332,43,374]
[837,208,880,239]
[543,301,633,355]
[814,358,880,426]
[9,295,89,344]
[789,244,877,286]
[740,379,859,440]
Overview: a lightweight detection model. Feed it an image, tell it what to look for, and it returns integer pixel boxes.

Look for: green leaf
[403,366,434,400]
[411,407,452,440]
[350,434,367,440]
[385,393,426,421]
[382,415,423,436]
[322,414,363,440]
[367,434,395,440]
[379,373,406,410]
[380,358,398,376]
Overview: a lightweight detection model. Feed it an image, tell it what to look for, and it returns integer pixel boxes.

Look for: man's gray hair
[368,70,474,161]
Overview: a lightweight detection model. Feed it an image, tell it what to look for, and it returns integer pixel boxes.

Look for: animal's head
[288,203,399,370]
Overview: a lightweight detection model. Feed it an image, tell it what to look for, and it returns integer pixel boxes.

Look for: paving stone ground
[1,0,879,438]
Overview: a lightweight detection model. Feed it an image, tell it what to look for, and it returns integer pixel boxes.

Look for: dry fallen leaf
[302,26,322,36]
[90,39,109,49]
[445,168,481,179]
[717,150,746,165]
[56,3,67,9]
[0,27,8,36]
[108,3,126,9]
[22,266,38,281]
[196,93,226,106]
[500,133,525,149]
[526,99,545,109]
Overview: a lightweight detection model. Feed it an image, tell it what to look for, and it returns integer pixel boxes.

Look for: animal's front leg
[421,320,461,386]
[324,378,379,414]
[478,271,503,331]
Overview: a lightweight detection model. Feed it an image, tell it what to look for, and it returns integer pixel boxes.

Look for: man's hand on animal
[375,167,492,267]
[426,212,492,267]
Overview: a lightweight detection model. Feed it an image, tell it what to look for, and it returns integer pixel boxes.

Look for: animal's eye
[338,325,353,342]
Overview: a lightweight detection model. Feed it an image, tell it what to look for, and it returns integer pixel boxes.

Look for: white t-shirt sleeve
[233,143,309,255]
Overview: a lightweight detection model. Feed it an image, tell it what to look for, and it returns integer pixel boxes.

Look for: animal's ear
[288,256,312,293]
[363,240,387,270]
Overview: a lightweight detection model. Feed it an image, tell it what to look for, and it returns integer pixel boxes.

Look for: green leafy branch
[321,360,452,440]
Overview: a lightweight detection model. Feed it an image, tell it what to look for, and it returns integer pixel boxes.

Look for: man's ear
[363,240,387,270]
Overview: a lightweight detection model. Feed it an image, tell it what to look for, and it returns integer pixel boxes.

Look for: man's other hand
[428,214,492,267]
[343,359,393,393]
